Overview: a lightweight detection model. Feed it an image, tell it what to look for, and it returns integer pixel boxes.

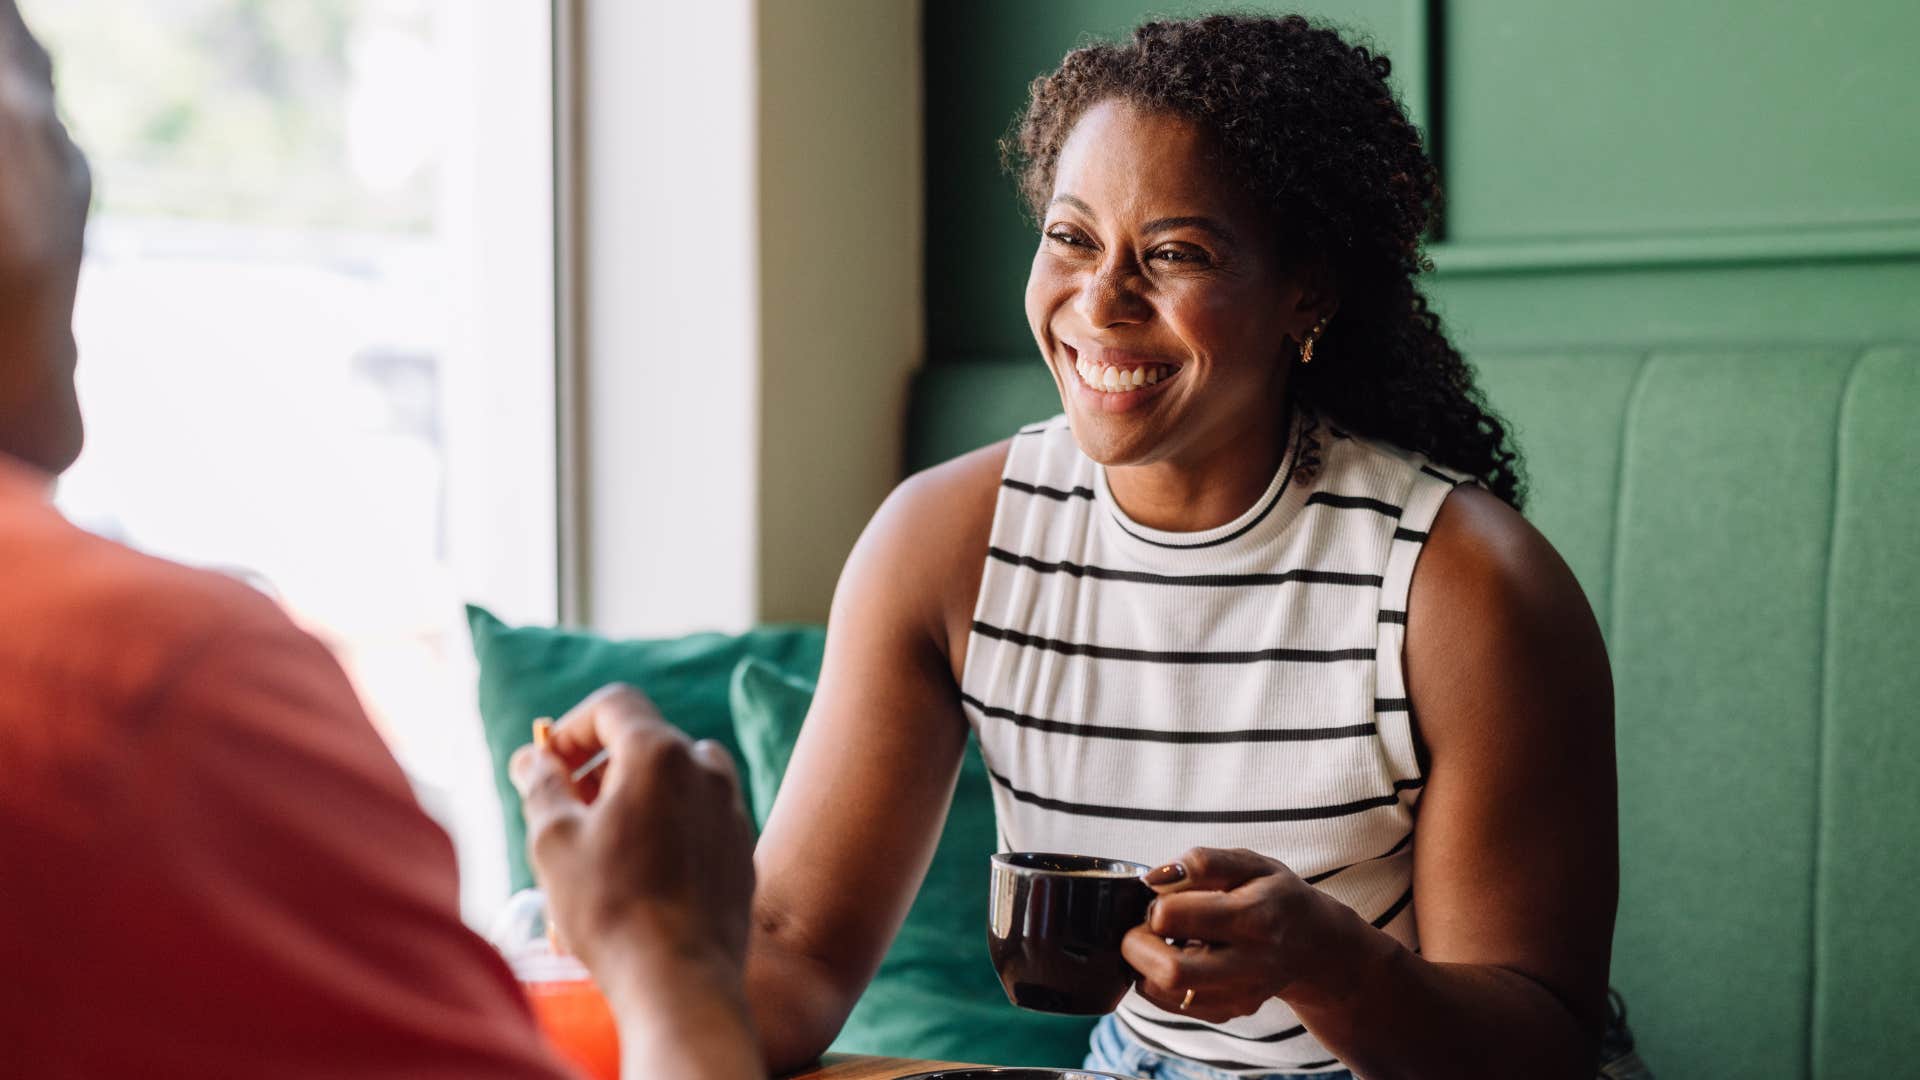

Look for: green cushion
[465,605,826,892]
[729,658,816,827]
[729,657,1097,1068]
[1815,345,1920,1076]
[1468,350,1643,622]
[1600,348,1854,1079]
[1417,347,1920,1078]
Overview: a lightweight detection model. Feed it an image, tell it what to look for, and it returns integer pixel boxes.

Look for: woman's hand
[1122,846,1373,1024]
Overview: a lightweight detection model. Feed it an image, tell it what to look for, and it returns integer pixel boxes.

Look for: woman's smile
[1062,341,1183,413]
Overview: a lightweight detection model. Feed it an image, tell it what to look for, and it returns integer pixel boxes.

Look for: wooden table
[780,1053,978,1079]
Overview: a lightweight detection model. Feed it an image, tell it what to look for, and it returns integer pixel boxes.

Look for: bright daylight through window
[25,0,558,923]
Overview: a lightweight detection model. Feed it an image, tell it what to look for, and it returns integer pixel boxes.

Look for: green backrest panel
[1815,346,1920,1076]
[904,348,1920,1079]
[1468,352,1643,626]
[904,359,1059,474]
[1606,350,1853,1079]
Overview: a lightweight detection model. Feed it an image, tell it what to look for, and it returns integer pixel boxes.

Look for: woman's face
[1025,99,1324,469]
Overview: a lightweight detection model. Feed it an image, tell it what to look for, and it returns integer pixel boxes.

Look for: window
[25,0,557,925]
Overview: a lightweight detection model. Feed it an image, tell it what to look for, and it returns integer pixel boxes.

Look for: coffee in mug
[987,852,1154,1014]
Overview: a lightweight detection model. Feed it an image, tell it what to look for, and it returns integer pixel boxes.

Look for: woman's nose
[1076,260,1150,328]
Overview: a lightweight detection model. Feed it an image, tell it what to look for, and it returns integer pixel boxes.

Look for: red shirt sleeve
[7,593,573,1079]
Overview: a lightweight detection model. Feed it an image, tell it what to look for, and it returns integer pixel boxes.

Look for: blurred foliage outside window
[33,0,439,231]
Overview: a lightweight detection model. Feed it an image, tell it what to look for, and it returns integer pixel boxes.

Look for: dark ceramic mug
[987,852,1154,1015]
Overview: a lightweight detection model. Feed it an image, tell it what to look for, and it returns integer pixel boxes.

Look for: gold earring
[1300,317,1328,365]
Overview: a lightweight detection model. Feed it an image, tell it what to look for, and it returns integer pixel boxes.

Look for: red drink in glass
[521,969,619,1080]
[492,889,620,1079]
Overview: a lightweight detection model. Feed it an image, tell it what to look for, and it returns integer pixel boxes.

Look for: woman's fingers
[1148,846,1278,894]
[1122,925,1197,1012]
[1125,924,1229,985]
[1121,926,1265,1022]
[1149,887,1264,942]
[1129,859,1313,1019]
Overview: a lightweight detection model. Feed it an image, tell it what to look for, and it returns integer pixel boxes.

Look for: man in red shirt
[0,5,760,1077]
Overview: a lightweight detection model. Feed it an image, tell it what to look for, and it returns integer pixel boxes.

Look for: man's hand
[0,0,91,472]
[510,684,764,1080]
[510,683,756,989]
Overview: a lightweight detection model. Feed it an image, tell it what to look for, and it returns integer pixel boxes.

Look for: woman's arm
[744,444,1006,1073]
[1124,485,1617,1079]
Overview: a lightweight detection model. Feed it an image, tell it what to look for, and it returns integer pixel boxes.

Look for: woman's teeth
[1074,358,1176,392]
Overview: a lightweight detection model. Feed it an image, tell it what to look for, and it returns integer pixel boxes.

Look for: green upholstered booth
[899,346,1920,1079]
[904,2,1920,1072]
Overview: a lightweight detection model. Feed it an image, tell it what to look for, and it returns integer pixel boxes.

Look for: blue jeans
[1082,997,1655,1079]
[1082,1014,1354,1080]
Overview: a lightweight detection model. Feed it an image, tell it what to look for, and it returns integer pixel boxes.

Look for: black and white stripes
[960,411,1465,1074]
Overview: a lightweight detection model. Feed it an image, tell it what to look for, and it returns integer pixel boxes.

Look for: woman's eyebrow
[1140,215,1234,242]
[1046,197,1235,244]
[1047,194,1097,217]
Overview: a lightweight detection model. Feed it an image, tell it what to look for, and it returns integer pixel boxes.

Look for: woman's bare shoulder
[1406,484,1611,752]
[886,440,1010,545]
[837,440,1011,664]
[1413,486,1595,639]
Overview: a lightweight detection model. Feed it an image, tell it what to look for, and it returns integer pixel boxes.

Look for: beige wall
[755,3,924,623]
[570,1,922,633]
[572,0,762,636]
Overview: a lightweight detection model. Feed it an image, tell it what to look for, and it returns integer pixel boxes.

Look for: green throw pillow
[466,605,826,892]
[729,657,1098,1068]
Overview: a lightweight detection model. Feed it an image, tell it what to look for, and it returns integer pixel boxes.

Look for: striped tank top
[959,409,1468,1075]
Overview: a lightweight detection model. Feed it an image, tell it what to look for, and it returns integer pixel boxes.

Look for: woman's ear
[1287,259,1339,332]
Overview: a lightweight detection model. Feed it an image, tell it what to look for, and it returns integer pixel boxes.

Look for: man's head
[0,0,89,475]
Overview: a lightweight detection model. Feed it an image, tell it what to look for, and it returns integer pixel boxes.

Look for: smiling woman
[741,12,1633,1080]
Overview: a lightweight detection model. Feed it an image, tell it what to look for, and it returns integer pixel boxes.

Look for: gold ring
[1179,987,1195,1011]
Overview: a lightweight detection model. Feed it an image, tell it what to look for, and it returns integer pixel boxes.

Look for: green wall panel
[1607,349,1852,1079]
[1443,0,1920,242]
[1813,347,1920,1078]
[924,0,1426,361]
[1425,258,1920,354]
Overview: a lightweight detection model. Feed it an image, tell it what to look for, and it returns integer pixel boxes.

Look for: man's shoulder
[0,491,295,705]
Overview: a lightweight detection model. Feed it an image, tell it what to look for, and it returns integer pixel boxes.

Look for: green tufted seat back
[902,345,1920,1079]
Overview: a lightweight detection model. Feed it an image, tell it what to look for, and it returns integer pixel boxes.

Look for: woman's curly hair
[1005,13,1526,507]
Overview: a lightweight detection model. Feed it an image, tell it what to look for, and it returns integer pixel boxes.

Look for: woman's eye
[1150,246,1209,266]
[1045,229,1089,248]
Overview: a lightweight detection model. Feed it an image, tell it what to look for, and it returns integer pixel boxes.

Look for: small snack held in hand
[532,717,554,751]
